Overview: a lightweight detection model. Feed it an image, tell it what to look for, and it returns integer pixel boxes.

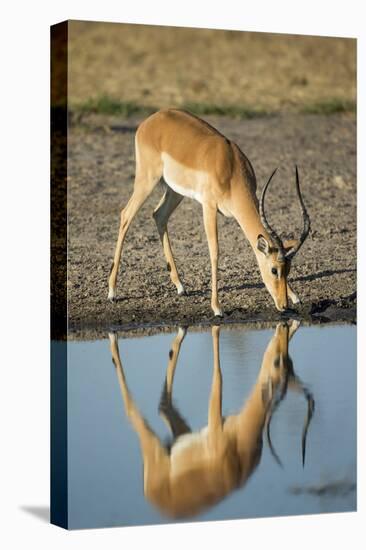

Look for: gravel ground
[67,112,356,335]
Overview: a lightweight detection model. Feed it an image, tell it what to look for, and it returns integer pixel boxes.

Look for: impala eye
[271,267,278,276]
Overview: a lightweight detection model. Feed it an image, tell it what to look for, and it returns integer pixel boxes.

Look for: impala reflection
[109,320,314,519]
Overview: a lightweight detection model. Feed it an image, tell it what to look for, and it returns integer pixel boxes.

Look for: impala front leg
[288,318,301,339]
[203,203,222,317]
[287,283,301,305]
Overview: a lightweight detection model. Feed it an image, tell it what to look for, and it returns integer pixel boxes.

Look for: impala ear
[283,238,300,255]
[257,234,271,256]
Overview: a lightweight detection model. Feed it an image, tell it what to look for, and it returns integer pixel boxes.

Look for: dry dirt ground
[67,112,356,335]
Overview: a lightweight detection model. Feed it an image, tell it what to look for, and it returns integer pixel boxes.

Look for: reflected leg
[159,327,191,438]
[208,326,223,437]
[108,332,169,493]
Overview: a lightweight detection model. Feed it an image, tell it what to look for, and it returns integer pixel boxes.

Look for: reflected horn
[300,385,315,467]
[288,374,315,467]
[264,377,288,468]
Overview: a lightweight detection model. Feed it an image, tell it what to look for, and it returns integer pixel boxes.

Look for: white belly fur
[170,426,209,458]
[162,152,204,204]
[164,176,203,203]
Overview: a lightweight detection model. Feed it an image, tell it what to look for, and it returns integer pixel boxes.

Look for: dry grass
[67,20,356,114]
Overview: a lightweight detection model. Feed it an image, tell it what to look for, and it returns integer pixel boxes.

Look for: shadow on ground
[20,506,49,523]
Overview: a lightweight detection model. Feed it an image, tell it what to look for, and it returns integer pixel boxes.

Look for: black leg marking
[109,261,115,277]
[169,349,173,360]
[167,262,171,272]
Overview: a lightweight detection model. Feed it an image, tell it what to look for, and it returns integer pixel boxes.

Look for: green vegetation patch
[73,96,269,119]
[300,99,356,115]
[76,96,156,117]
[72,95,356,119]
[180,102,269,119]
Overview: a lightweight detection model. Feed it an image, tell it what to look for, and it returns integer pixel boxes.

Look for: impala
[108,109,311,315]
[109,320,314,518]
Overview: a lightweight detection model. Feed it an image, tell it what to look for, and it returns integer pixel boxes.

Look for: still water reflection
[67,322,356,529]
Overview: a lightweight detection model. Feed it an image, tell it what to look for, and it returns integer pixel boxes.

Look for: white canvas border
[0,1,363,548]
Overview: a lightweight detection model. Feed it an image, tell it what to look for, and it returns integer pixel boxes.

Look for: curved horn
[285,166,311,260]
[259,168,285,259]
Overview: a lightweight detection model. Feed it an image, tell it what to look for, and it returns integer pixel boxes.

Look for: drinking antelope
[108,109,311,316]
[109,321,314,519]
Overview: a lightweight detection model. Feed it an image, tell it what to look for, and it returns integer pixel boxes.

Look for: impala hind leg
[203,203,222,317]
[159,327,191,438]
[153,188,185,295]
[108,174,160,302]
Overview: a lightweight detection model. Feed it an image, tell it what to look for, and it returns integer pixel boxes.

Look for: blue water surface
[66,323,356,529]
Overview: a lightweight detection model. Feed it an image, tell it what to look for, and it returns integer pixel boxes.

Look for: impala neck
[240,378,268,432]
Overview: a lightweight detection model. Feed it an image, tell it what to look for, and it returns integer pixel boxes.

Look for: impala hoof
[178,327,187,339]
[177,283,186,296]
[108,332,117,344]
[290,319,301,331]
[213,308,223,318]
[108,288,116,303]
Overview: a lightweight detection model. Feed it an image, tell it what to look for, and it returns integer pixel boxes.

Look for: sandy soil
[66,112,356,334]
[67,21,356,112]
